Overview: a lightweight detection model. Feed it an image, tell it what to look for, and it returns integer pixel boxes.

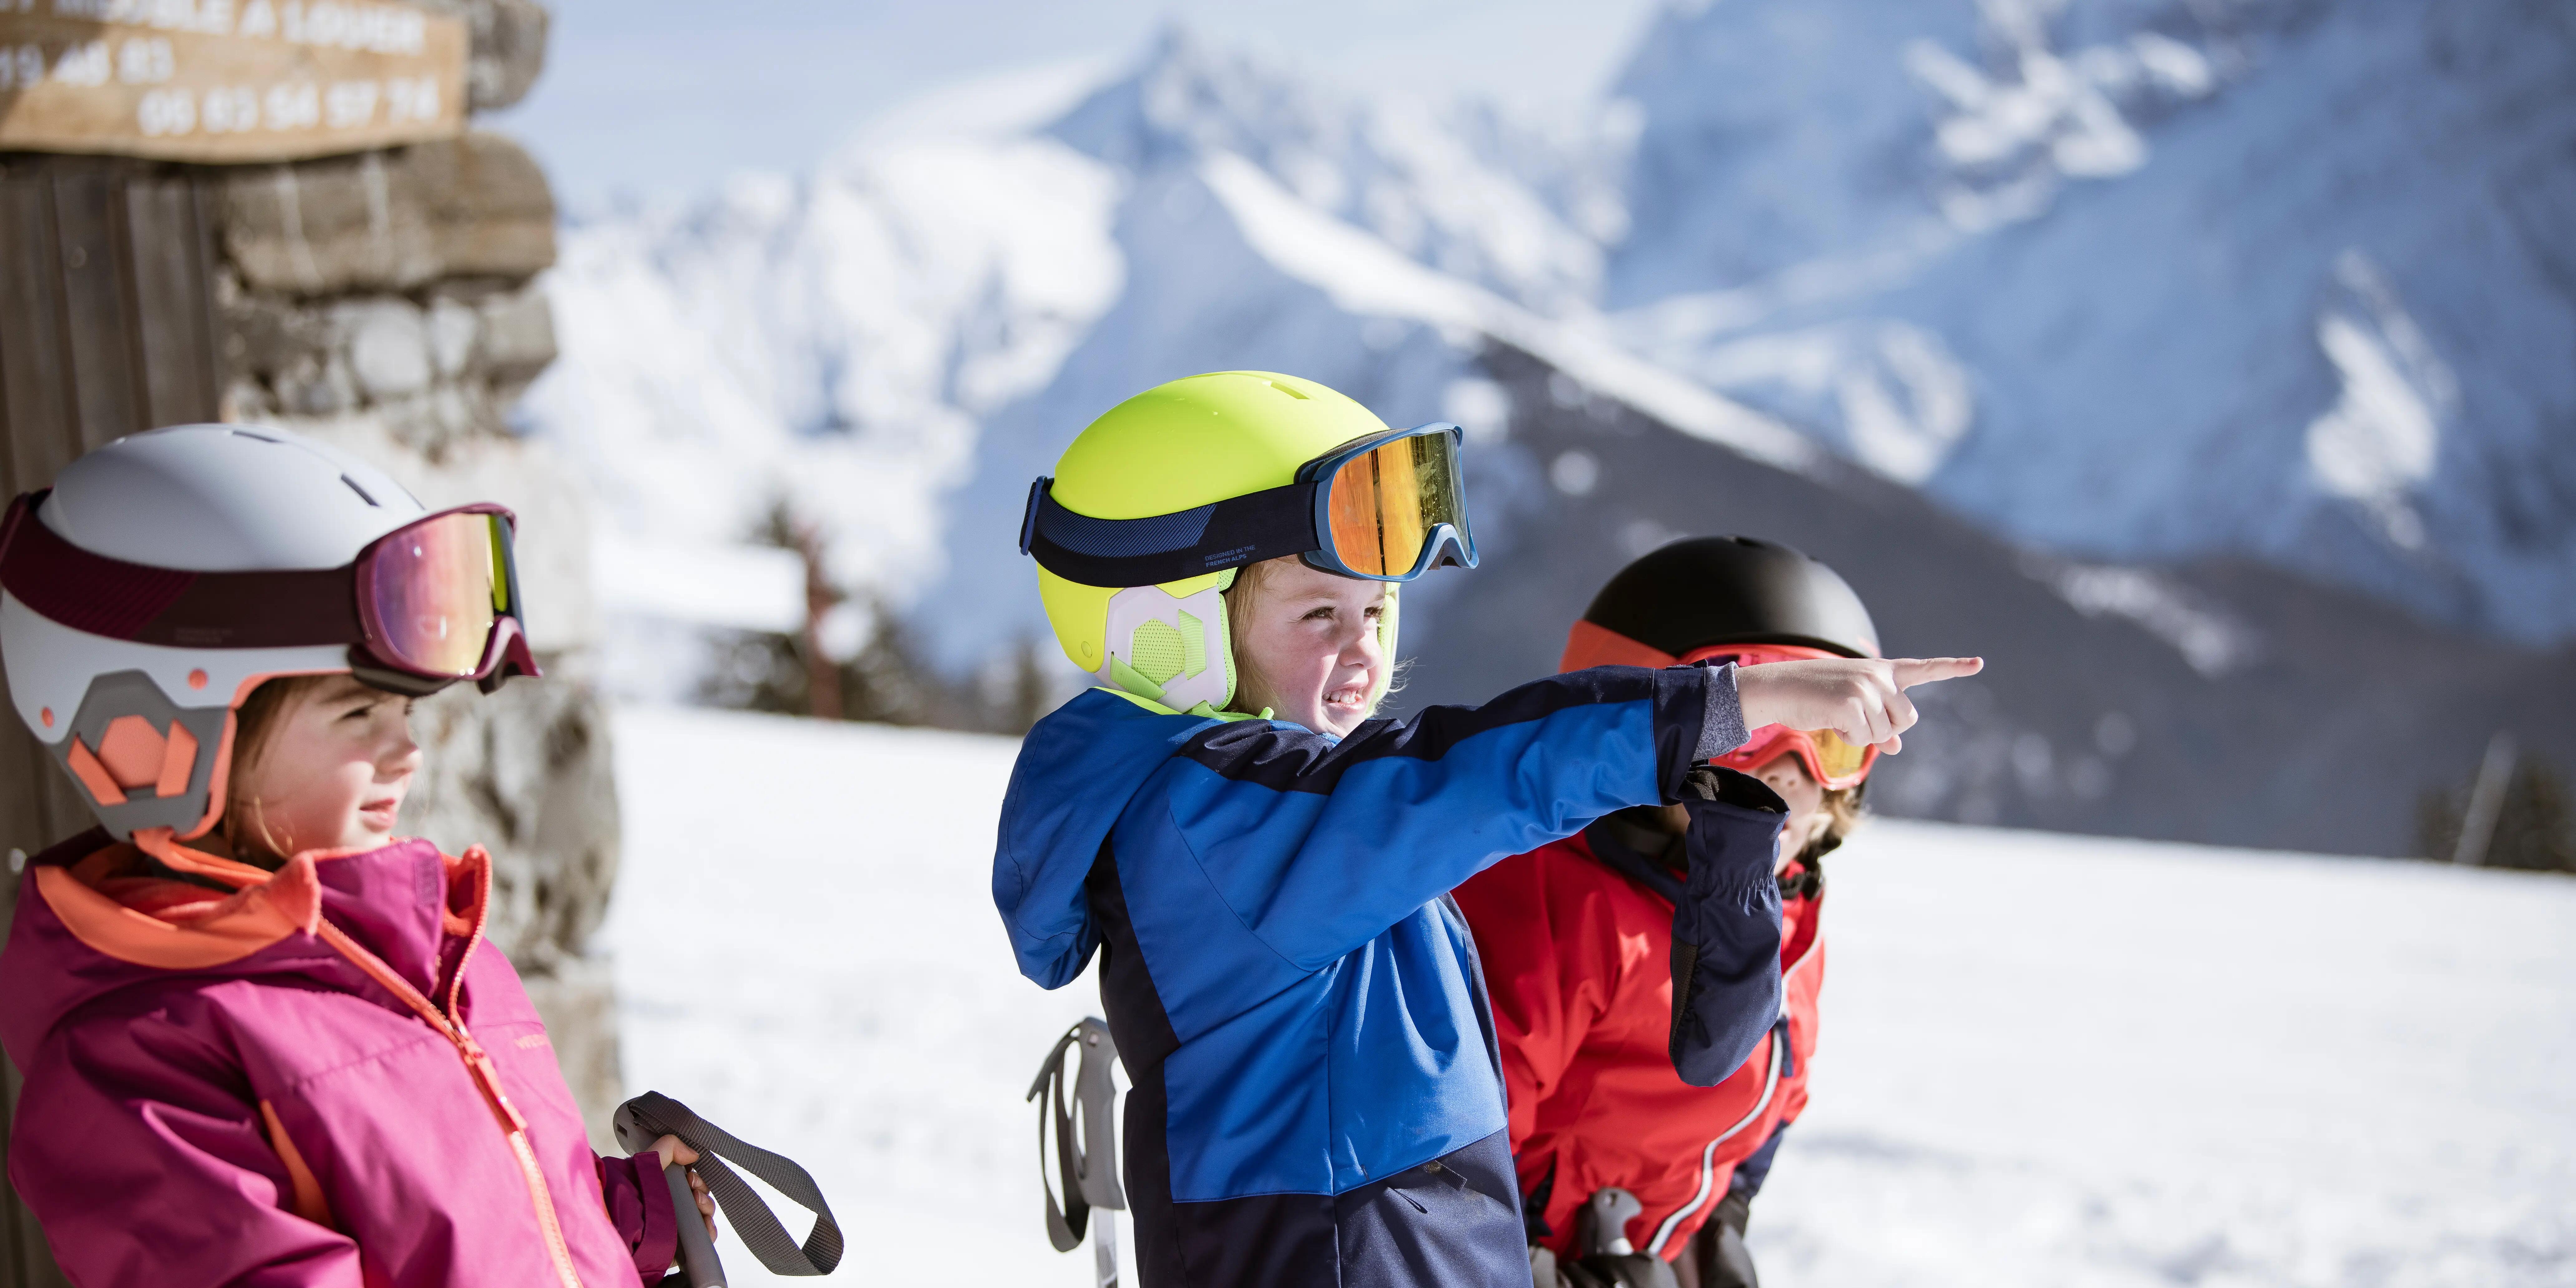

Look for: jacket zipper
[306,849,588,1288]
[1638,904,1824,1256]
[133,831,590,1286]
[1643,1026,1785,1257]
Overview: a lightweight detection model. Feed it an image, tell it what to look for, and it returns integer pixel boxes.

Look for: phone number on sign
[134,75,437,136]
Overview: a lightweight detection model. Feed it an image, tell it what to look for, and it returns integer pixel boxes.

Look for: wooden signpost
[0,0,465,162]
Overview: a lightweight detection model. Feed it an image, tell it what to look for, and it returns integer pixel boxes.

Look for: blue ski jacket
[993,663,1748,1288]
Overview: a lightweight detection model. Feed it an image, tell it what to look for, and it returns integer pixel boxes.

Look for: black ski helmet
[1564,536,1880,666]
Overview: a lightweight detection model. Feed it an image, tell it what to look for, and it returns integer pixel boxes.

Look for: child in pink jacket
[0,425,711,1286]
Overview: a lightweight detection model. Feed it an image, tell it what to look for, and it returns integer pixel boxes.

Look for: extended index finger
[1890,656,1984,689]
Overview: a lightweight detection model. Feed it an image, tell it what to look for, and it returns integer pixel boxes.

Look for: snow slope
[605,706,2576,1286]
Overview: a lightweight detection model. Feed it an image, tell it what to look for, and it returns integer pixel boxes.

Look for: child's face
[231,676,422,860]
[1232,559,1391,738]
[1750,750,1833,871]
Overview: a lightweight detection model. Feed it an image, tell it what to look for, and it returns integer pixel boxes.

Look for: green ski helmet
[1019,371,1477,714]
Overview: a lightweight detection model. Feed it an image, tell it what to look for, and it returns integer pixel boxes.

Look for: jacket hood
[0,827,480,1063]
[994,687,1226,988]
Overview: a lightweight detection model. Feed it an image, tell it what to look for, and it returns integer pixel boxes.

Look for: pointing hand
[1732,656,1984,755]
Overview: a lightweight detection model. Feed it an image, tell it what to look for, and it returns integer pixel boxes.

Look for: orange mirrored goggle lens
[367,513,505,677]
[1803,727,1872,782]
[1719,724,1876,788]
[1324,432,1464,577]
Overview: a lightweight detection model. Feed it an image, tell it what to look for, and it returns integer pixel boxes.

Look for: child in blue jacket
[993,372,1978,1287]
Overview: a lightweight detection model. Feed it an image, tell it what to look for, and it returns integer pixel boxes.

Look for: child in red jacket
[1456,536,1905,1288]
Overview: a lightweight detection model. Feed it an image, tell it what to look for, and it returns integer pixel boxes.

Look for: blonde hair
[1778,783,1865,900]
[1810,784,1865,859]
[220,674,337,864]
[1221,558,1399,719]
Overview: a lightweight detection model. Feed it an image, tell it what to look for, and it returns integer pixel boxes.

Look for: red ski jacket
[1453,826,1823,1261]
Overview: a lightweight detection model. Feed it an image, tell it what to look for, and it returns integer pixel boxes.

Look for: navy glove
[1667,765,1787,1087]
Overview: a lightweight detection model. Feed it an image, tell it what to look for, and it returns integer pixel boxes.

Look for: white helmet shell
[2,425,435,841]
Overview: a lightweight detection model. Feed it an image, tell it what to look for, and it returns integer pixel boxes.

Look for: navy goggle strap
[1020,476,1321,588]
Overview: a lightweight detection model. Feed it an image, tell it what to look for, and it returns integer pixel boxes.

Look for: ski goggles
[0,492,538,694]
[1684,643,1877,790]
[1020,423,1477,586]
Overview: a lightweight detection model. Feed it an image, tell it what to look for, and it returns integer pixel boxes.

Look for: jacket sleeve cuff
[1694,661,1748,763]
[1647,661,1746,802]
[598,1150,681,1284]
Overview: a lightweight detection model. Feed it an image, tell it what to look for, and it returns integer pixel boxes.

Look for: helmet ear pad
[5,591,356,841]
[1098,578,1235,713]
[44,670,235,841]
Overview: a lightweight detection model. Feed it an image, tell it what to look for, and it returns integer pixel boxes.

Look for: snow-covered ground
[604,705,2576,1286]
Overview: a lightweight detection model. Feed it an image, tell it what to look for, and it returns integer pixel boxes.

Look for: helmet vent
[341,474,381,507]
[227,429,280,443]
[1265,379,1309,400]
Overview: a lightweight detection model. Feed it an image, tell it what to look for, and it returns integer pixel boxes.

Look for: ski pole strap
[1026,1017,1127,1254]
[614,1091,846,1277]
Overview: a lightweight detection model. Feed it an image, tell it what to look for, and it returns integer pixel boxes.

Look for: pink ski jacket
[0,827,679,1287]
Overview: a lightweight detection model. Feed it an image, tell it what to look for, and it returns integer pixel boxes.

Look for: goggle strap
[0,497,525,686]
[1022,477,1321,588]
[0,495,358,646]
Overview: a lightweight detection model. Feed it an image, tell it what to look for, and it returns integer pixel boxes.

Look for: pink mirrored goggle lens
[365,512,507,677]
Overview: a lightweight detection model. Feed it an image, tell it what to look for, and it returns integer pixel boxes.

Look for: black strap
[615,1091,845,1277]
[1020,476,1320,587]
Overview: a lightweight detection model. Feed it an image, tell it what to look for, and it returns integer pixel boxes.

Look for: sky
[487,0,1666,207]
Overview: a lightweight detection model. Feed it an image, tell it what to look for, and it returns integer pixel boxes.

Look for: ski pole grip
[614,1090,843,1278]
[616,1096,727,1287]
[662,1160,726,1288]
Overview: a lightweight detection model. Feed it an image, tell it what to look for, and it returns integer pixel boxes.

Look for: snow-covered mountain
[519,61,1127,614]
[526,27,1812,673]
[1608,0,2576,642]
[517,3,2576,851]
[526,1,2576,662]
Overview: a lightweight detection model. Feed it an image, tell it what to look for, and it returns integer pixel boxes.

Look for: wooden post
[793,519,847,722]
[0,150,224,1287]
[2452,731,2521,867]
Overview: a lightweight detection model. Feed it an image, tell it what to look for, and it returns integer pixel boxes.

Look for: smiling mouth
[1322,686,1370,711]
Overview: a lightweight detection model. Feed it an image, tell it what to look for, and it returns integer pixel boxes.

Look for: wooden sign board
[0,1,464,163]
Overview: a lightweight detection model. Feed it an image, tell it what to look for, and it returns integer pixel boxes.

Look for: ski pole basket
[1028,1017,1126,1286]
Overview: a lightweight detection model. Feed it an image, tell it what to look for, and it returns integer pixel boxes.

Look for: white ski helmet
[0,424,537,841]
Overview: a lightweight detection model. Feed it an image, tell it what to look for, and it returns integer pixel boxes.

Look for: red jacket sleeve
[1455,847,1632,1154]
[596,1150,681,1284]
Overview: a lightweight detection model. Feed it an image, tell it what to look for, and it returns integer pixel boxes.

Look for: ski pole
[658,1156,726,1288]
